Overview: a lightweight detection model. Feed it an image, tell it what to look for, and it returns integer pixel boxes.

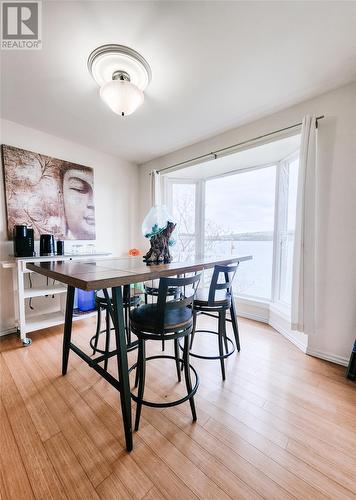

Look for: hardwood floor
[1,315,355,499]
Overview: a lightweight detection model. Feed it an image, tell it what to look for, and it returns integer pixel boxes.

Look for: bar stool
[189,264,239,380]
[90,286,141,370]
[144,279,181,351]
[130,274,201,431]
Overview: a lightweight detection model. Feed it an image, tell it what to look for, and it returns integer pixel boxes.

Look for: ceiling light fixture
[88,44,151,117]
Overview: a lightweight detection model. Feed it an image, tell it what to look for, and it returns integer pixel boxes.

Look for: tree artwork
[1,145,96,240]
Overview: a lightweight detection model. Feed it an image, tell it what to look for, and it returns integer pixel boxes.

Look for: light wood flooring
[1,315,355,500]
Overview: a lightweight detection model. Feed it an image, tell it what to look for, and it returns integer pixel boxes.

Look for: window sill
[233,295,270,323]
[234,294,291,321]
[234,294,270,306]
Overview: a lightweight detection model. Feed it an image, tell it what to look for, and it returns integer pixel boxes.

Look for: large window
[205,166,276,299]
[166,142,299,310]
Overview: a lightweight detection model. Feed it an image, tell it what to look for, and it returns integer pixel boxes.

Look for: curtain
[291,115,317,333]
[150,169,161,206]
[142,169,167,238]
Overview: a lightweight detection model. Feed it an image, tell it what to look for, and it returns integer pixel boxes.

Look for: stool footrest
[90,330,137,355]
[129,354,199,408]
[182,329,235,360]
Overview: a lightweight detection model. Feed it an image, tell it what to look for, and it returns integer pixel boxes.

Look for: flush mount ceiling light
[88,44,151,117]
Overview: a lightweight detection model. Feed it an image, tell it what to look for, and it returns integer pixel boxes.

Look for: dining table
[27,254,252,451]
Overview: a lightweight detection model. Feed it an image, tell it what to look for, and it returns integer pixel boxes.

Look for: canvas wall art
[1,145,96,240]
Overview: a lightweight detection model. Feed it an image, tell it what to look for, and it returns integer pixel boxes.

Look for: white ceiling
[166,133,301,179]
[1,1,356,164]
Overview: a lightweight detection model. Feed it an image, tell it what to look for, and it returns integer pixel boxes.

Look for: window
[205,166,276,299]
[166,137,300,312]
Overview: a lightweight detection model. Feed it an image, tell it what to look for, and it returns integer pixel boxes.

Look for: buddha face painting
[2,145,96,240]
[62,167,95,239]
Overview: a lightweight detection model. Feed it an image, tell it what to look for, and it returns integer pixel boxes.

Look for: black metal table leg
[62,285,75,375]
[104,307,111,371]
[107,286,133,452]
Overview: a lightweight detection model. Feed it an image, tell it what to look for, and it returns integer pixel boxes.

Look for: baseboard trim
[0,326,17,337]
[306,348,349,367]
[237,311,269,324]
[269,317,308,353]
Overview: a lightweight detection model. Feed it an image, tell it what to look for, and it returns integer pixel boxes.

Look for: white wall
[0,119,139,334]
[138,82,356,365]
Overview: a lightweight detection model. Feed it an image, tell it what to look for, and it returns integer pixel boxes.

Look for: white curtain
[291,115,317,333]
[142,169,167,238]
[150,169,161,206]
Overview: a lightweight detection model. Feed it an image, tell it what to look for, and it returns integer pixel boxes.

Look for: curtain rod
[156,115,324,174]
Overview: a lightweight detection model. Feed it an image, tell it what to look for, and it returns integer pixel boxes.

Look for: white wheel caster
[22,337,32,346]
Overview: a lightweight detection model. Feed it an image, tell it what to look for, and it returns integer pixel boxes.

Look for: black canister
[56,240,64,255]
[13,224,34,257]
[40,234,55,256]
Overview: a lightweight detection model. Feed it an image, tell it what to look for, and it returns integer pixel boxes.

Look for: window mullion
[272,163,281,303]
[196,179,205,258]
[274,160,289,305]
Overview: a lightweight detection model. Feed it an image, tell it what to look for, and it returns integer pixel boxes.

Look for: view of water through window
[168,150,299,304]
[205,166,276,299]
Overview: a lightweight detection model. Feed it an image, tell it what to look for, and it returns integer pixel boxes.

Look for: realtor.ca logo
[1,1,42,49]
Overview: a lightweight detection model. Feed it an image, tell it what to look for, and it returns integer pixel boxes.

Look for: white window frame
[165,147,300,314]
[272,150,299,311]
[165,177,204,258]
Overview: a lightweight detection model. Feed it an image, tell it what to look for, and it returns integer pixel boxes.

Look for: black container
[40,234,55,256]
[346,340,356,381]
[13,224,35,257]
[56,240,64,255]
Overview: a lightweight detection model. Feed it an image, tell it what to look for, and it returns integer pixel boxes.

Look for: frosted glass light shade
[100,80,144,116]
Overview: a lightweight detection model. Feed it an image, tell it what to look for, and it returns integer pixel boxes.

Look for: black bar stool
[130,274,201,431]
[90,286,141,370]
[144,279,181,351]
[188,264,239,380]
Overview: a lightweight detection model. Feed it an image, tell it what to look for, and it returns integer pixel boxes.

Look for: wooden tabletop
[27,255,252,291]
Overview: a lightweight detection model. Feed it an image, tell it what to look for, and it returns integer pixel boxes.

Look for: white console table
[0,253,110,345]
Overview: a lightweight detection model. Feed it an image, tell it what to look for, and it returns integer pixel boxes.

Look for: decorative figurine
[143,221,177,264]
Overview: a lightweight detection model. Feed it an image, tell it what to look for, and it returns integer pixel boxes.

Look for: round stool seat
[194,289,232,309]
[131,303,193,337]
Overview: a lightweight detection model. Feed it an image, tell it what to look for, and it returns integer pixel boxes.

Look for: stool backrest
[208,264,238,306]
[156,274,201,329]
